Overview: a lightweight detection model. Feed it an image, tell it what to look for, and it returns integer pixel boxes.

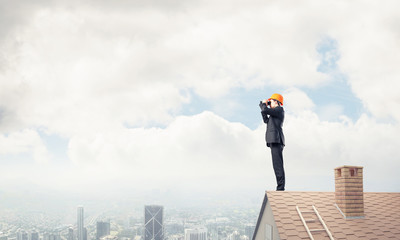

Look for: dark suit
[260,103,285,191]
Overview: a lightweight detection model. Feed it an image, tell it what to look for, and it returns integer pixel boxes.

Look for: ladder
[296,205,334,240]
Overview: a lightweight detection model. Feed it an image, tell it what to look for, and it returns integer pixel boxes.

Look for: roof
[254,191,400,240]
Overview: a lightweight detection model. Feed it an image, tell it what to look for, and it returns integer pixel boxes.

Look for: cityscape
[0,197,259,240]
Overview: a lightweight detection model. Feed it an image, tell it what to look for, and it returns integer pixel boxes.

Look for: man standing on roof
[259,93,285,191]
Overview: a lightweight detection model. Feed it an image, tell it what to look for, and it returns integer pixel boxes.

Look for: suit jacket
[261,105,285,146]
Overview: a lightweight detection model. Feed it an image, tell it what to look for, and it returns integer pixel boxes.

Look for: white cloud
[0,129,50,164]
[317,104,344,121]
[330,1,400,121]
[284,112,400,191]
[2,110,399,195]
[65,112,267,188]
[1,1,330,136]
[283,88,315,113]
[0,111,270,195]
[2,0,400,134]
[1,0,400,198]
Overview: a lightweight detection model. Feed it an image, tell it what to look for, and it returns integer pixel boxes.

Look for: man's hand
[259,101,267,111]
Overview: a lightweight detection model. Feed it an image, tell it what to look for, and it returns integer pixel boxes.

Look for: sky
[1,0,400,205]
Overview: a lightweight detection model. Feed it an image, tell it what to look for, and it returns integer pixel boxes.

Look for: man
[259,93,285,191]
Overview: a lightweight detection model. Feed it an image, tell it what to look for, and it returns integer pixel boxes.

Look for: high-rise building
[184,227,207,240]
[244,225,255,240]
[43,232,49,240]
[228,231,240,240]
[50,233,61,240]
[0,234,7,240]
[144,205,164,240]
[30,232,39,240]
[67,228,74,240]
[17,230,27,240]
[96,221,111,239]
[43,233,60,240]
[77,206,84,240]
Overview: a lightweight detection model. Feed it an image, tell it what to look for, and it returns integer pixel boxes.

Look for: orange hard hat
[268,93,283,105]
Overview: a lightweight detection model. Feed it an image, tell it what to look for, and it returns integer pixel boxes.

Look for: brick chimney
[334,165,364,218]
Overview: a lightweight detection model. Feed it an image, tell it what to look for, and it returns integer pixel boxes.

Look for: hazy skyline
[1,0,400,203]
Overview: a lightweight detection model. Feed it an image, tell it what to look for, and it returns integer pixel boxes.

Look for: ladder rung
[310,229,326,232]
[305,219,316,222]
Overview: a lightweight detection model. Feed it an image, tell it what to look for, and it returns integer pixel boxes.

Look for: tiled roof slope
[266,191,400,239]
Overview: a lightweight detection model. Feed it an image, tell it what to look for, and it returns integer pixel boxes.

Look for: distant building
[228,231,239,240]
[17,231,27,240]
[67,228,74,240]
[244,225,255,240]
[99,236,117,240]
[43,233,60,240]
[30,232,39,240]
[43,232,49,240]
[184,227,207,240]
[168,235,184,240]
[96,221,111,240]
[144,205,164,240]
[77,206,84,240]
[0,233,8,240]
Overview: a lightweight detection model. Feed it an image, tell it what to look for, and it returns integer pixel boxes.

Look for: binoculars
[262,99,271,106]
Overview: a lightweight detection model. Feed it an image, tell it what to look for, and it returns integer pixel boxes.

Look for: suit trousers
[270,143,285,191]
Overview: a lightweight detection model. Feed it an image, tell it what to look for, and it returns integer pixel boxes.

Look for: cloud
[283,88,315,113]
[1,0,400,198]
[66,111,266,185]
[2,0,400,136]
[1,0,330,135]
[317,104,344,121]
[2,110,399,195]
[0,129,50,164]
[285,112,400,191]
[1,111,269,195]
[330,1,400,121]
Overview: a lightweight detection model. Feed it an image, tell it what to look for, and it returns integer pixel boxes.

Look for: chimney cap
[334,165,363,170]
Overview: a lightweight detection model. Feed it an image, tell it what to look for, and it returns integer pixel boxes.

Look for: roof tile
[284,229,299,236]
[285,236,302,240]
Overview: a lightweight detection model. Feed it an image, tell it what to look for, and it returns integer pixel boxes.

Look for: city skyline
[1,203,257,240]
